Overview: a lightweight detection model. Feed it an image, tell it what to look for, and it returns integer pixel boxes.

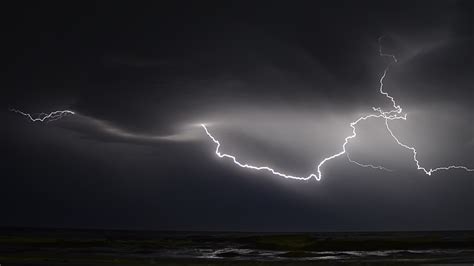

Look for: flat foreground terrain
[1,228,474,265]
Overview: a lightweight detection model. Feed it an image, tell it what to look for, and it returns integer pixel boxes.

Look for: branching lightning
[9,38,473,180]
[384,119,474,175]
[346,154,392,172]
[202,37,473,180]
[10,108,75,122]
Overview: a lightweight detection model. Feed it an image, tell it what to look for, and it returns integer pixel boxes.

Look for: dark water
[1,228,474,265]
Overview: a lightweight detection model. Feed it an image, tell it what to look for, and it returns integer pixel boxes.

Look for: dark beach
[1,228,474,265]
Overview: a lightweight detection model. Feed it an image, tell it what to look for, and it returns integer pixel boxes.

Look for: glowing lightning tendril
[9,108,75,122]
[201,37,473,180]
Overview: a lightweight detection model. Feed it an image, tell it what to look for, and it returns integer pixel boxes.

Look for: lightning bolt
[201,37,473,180]
[201,124,313,181]
[346,154,392,172]
[384,119,474,175]
[374,37,474,176]
[8,38,473,180]
[201,112,400,181]
[10,108,75,122]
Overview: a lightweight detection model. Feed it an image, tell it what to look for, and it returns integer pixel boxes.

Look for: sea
[1,227,474,265]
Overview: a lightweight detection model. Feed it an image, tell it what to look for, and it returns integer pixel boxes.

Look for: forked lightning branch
[200,37,473,180]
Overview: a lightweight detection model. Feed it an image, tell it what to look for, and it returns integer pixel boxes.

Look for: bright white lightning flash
[10,108,75,122]
[201,37,473,180]
[9,38,473,180]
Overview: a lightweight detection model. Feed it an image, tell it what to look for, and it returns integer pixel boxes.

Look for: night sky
[2,1,473,231]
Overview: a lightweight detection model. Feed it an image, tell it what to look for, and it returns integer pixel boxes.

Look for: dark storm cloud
[2,0,473,231]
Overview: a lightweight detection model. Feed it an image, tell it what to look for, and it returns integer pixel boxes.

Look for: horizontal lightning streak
[201,124,314,180]
[346,154,392,172]
[201,113,403,181]
[10,108,75,122]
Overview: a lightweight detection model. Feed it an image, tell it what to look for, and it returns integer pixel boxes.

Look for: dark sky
[2,1,473,231]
